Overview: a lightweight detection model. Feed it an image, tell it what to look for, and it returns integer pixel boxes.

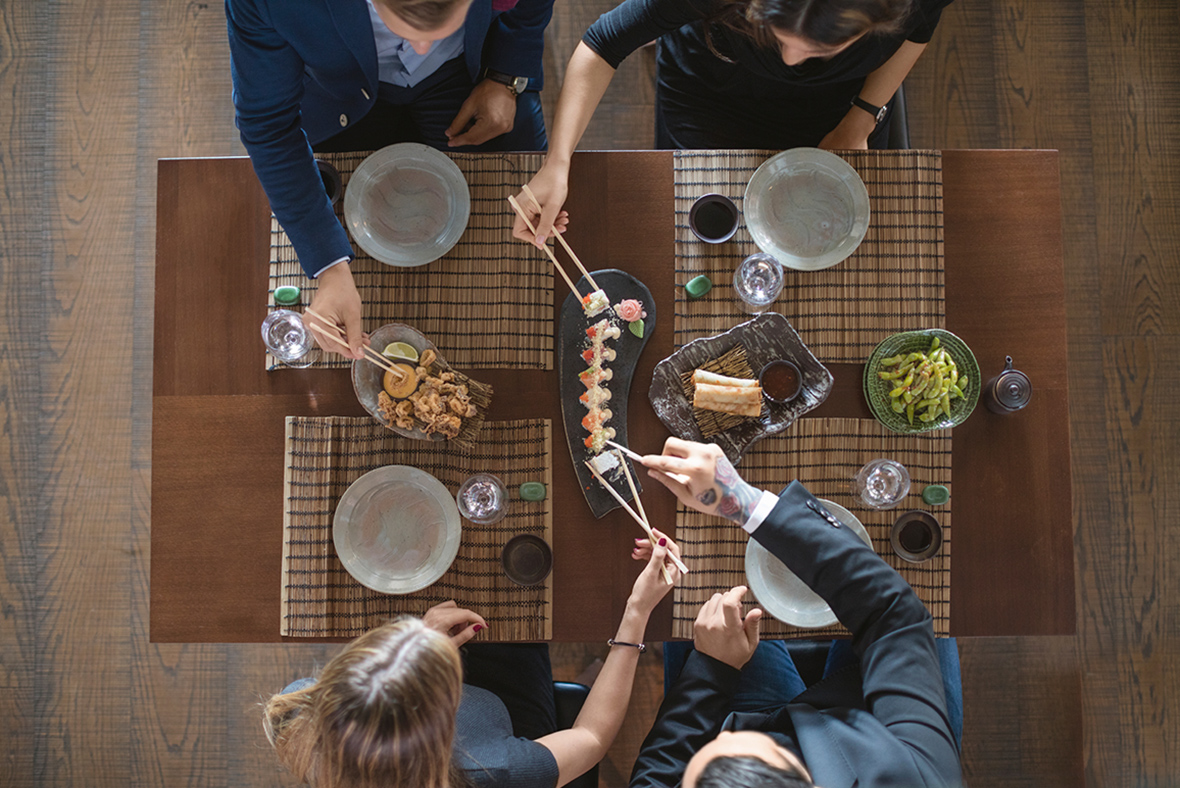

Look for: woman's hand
[513,161,571,248]
[422,600,486,646]
[627,532,682,615]
[818,108,874,151]
[641,437,763,524]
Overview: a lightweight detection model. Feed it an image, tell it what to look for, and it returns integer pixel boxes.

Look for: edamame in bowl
[863,329,980,434]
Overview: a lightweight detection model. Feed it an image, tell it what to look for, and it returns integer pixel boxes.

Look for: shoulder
[455,686,559,788]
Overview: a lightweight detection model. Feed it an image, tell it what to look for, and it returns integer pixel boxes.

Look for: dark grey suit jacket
[630,481,962,788]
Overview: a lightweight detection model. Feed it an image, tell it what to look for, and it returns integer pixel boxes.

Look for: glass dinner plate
[344,143,471,267]
[745,499,872,628]
[743,147,870,271]
[333,465,462,594]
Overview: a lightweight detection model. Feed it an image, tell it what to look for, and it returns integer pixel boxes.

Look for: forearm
[859,40,927,108]
[544,42,616,168]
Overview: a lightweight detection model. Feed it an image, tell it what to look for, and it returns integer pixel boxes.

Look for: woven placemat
[281,417,552,640]
[267,151,552,371]
[673,150,944,362]
[672,417,951,639]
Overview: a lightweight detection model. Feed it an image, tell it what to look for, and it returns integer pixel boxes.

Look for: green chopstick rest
[274,285,301,306]
[921,484,950,506]
[519,482,547,501]
[684,275,713,299]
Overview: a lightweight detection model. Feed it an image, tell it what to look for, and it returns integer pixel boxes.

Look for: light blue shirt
[367,0,466,88]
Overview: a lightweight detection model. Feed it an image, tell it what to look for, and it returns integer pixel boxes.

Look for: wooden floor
[1,0,1176,785]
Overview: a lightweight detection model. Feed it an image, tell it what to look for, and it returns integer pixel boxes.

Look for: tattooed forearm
[710,456,761,523]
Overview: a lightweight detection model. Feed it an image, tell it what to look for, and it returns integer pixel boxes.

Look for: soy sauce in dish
[760,360,801,402]
[899,521,933,552]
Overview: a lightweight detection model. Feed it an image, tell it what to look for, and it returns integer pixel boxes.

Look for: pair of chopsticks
[507,185,602,301]
[303,307,407,381]
[584,450,690,584]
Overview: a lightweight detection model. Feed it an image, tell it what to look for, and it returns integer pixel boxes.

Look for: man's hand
[423,600,487,646]
[641,437,763,524]
[307,263,365,359]
[694,586,762,670]
[818,108,874,151]
[512,161,571,248]
[446,79,517,148]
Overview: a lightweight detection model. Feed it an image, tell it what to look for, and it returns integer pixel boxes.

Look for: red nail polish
[658,537,667,547]
[473,624,483,632]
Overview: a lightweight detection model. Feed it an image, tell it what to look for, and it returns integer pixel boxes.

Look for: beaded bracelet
[607,638,646,653]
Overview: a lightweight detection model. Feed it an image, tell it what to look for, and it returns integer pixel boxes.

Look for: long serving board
[557,270,656,518]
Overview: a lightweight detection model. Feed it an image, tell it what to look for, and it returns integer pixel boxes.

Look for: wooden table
[151,150,1074,643]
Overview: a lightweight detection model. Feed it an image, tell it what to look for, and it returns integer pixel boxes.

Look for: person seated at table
[262,535,682,788]
[627,437,962,788]
[512,0,953,247]
[227,0,560,358]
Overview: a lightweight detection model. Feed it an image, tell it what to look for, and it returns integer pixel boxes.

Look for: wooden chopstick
[520,184,601,293]
[304,308,406,380]
[507,195,583,300]
[605,439,644,462]
[615,454,690,575]
[584,460,674,584]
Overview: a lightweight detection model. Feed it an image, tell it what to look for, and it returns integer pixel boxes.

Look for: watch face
[510,76,528,94]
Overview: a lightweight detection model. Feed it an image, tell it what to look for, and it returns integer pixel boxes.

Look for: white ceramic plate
[745,498,871,628]
[743,148,870,271]
[344,143,470,267]
[333,466,462,594]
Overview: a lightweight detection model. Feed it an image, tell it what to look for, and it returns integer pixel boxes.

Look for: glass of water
[851,459,911,510]
[733,252,784,312]
[456,473,509,525]
[261,309,316,368]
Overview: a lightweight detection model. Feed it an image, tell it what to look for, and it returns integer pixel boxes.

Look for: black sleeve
[905,0,955,43]
[582,0,718,69]
[628,650,742,788]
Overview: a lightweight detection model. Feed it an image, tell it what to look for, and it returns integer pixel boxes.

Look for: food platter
[745,499,871,628]
[557,269,655,518]
[333,465,462,595]
[863,329,980,434]
[648,313,832,464]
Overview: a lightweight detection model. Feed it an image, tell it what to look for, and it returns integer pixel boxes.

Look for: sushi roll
[582,289,610,317]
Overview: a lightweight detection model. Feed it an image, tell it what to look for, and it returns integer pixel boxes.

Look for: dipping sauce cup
[760,359,802,403]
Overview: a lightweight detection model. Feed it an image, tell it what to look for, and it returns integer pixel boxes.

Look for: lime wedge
[382,342,419,362]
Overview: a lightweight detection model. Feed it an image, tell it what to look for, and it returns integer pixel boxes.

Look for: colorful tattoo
[711,454,760,523]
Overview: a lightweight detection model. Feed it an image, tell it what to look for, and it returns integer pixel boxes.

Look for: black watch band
[483,69,529,96]
[851,95,888,126]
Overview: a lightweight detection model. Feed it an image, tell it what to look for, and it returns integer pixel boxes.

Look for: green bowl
[863,329,980,434]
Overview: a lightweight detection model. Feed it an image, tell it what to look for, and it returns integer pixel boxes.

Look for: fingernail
[536,236,545,247]
[658,538,667,546]
[473,624,483,632]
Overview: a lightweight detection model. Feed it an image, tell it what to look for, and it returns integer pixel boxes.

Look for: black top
[456,684,560,788]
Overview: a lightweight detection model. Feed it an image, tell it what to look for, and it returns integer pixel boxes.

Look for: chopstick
[507,194,583,300]
[615,455,690,575]
[605,439,644,462]
[584,459,671,585]
[520,184,601,293]
[304,308,406,380]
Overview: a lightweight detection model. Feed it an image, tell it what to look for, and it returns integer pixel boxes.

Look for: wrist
[618,600,651,637]
[317,261,352,284]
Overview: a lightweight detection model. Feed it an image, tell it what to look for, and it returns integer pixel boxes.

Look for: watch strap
[483,69,528,96]
[851,95,888,125]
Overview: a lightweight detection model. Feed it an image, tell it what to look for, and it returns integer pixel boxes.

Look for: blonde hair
[264,618,464,788]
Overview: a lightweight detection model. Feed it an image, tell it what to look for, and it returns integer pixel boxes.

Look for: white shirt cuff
[741,490,781,534]
[311,256,351,279]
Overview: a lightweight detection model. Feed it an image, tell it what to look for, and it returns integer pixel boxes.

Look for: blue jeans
[664,638,963,748]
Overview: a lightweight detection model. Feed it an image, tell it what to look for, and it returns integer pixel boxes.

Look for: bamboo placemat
[267,151,552,371]
[672,417,951,639]
[281,417,553,640]
[673,150,944,362]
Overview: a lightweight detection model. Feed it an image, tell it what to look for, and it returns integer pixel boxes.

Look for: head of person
[713,0,914,65]
[684,731,815,788]
[372,0,473,54]
[263,618,464,788]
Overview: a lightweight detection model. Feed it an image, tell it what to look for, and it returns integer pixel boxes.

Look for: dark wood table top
[151,150,1075,643]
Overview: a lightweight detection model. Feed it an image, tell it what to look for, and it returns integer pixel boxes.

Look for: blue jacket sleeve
[481,0,554,89]
[752,482,961,785]
[226,0,353,278]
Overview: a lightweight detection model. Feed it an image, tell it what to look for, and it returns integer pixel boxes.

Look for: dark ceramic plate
[557,269,655,518]
[862,329,980,434]
[648,313,833,465]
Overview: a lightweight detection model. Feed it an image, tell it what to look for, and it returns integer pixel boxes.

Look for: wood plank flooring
[1,0,1176,785]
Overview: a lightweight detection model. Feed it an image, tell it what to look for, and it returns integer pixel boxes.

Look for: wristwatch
[851,95,888,126]
[483,69,529,97]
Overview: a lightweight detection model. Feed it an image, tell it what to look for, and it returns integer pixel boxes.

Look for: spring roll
[693,382,763,417]
[692,369,759,387]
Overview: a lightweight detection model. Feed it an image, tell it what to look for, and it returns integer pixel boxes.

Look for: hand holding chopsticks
[507,194,584,301]
[304,307,407,381]
[520,184,601,293]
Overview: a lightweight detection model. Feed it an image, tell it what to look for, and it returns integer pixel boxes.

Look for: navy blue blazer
[630,482,963,788]
[226,0,553,277]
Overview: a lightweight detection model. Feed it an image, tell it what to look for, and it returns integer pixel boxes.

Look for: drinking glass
[261,309,315,368]
[456,473,509,525]
[733,253,784,312]
[851,459,911,510]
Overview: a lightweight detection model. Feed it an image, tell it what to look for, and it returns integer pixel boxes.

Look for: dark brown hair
[264,618,464,788]
[707,0,913,56]
[376,0,470,32]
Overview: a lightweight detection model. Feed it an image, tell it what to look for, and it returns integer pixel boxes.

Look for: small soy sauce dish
[689,194,739,244]
[759,359,802,404]
[890,511,943,563]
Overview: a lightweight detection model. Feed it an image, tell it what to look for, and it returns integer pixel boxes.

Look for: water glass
[733,252,784,312]
[456,473,509,525]
[261,309,315,368]
[851,459,911,510]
